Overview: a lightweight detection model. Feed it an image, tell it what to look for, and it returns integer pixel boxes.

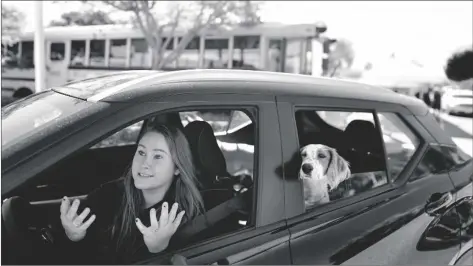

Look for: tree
[1,3,25,37]
[327,38,355,77]
[99,1,263,69]
[49,10,120,26]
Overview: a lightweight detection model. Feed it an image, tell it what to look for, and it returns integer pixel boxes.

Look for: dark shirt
[60,178,176,265]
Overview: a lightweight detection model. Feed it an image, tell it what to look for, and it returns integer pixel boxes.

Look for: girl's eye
[154,154,163,160]
[138,150,145,156]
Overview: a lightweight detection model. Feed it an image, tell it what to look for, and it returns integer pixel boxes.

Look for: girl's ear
[175,168,180,176]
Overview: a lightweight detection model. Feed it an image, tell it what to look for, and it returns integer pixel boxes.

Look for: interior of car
[295,110,388,202]
[2,110,256,264]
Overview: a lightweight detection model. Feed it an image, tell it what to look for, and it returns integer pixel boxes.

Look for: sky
[3,1,472,75]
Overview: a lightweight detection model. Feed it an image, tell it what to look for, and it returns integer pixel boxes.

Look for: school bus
[2,22,328,99]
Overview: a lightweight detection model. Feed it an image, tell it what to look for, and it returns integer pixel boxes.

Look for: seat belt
[172,191,248,243]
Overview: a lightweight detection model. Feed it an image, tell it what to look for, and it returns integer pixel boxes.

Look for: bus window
[109,39,126,67]
[90,40,106,67]
[2,42,19,67]
[130,38,151,68]
[50,42,65,61]
[71,40,86,66]
[284,39,304,74]
[204,38,229,69]
[176,37,200,69]
[233,35,261,70]
[20,41,34,68]
[161,37,174,68]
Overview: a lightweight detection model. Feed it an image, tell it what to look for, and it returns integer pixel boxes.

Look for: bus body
[1,23,326,98]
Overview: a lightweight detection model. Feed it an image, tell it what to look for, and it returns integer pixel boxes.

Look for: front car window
[1,91,95,147]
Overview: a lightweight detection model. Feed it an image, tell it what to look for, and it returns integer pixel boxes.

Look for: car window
[410,145,468,182]
[295,109,388,210]
[90,121,144,149]
[377,112,421,181]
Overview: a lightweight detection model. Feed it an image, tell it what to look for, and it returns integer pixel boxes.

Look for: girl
[59,123,204,264]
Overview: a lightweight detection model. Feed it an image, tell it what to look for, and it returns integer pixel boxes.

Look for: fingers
[159,202,169,226]
[73,208,90,226]
[79,214,96,230]
[169,203,179,223]
[173,210,185,229]
[150,208,158,228]
[66,199,80,220]
[135,218,147,234]
[60,196,70,216]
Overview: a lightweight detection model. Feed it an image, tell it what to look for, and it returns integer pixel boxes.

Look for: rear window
[55,71,157,99]
[1,91,95,147]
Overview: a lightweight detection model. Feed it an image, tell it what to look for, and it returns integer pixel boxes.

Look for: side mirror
[171,254,188,265]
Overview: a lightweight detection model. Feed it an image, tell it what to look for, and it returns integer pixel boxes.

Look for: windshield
[1,91,95,147]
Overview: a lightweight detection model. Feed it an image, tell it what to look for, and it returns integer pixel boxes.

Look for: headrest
[344,120,381,150]
[184,121,229,187]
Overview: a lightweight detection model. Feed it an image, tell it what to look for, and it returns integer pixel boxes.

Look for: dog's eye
[318,153,326,159]
[301,152,307,157]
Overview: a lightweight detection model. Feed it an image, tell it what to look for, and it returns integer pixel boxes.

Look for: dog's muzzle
[301,163,313,175]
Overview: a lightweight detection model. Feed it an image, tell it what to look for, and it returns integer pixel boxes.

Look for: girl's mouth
[138,172,154,178]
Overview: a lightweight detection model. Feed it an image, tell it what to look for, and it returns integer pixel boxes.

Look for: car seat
[343,120,385,174]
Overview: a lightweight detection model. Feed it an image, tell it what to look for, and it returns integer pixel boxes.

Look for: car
[441,87,473,115]
[2,69,473,265]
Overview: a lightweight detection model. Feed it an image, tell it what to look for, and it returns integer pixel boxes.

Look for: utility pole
[34,1,46,92]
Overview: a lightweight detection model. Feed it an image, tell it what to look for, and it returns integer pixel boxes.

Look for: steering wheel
[2,196,54,264]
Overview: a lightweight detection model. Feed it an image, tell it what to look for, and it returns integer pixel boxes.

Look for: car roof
[54,69,428,115]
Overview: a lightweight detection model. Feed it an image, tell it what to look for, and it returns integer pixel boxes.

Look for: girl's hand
[135,202,185,253]
[60,197,96,242]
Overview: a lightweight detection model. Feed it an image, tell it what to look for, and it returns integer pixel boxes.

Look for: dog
[299,144,351,208]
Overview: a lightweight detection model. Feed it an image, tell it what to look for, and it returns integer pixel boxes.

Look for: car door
[2,92,291,265]
[277,95,461,265]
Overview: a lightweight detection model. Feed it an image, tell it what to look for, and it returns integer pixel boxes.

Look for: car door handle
[425,192,454,216]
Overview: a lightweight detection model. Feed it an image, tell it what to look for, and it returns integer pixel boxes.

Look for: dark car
[2,70,472,265]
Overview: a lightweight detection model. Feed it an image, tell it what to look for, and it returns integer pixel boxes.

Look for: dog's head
[299,144,351,190]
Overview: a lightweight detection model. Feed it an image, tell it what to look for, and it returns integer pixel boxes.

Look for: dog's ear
[326,148,351,191]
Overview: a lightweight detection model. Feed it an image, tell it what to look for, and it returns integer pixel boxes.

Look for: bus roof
[3,22,318,42]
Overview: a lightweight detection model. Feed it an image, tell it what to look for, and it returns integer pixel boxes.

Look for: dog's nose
[302,163,313,174]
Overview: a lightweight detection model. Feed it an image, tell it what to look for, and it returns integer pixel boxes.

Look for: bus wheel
[13,88,33,99]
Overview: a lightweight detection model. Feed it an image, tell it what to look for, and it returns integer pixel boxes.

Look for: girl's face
[132,132,179,191]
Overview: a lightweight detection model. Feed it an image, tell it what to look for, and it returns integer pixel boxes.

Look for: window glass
[130,38,151,68]
[176,37,200,68]
[90,121,144,149]
[283,39,304,74]
[50,42,65,61]
[20,41,34,68]
[179,110,254,177]
[233,35,261,70]
[90,40,105,67]
[378,112,421,181]
[295,110,388,210]
[109,39,127,67]
[203,38,229,69]
[70,40,86,66]
[2,42,19,67]
[410,145,469,182]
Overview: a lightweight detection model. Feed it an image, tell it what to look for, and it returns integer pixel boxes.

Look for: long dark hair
[113,123,204,252]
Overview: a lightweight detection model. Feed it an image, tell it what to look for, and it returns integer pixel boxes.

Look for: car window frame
[293,106,392,211]
[276,94,435,221]
[2,93,289,265]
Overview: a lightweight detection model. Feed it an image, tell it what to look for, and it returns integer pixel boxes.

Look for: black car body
[2,70,472,265]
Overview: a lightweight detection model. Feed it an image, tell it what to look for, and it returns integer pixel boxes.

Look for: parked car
[2,70,472,265]
[441,87,473,115]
